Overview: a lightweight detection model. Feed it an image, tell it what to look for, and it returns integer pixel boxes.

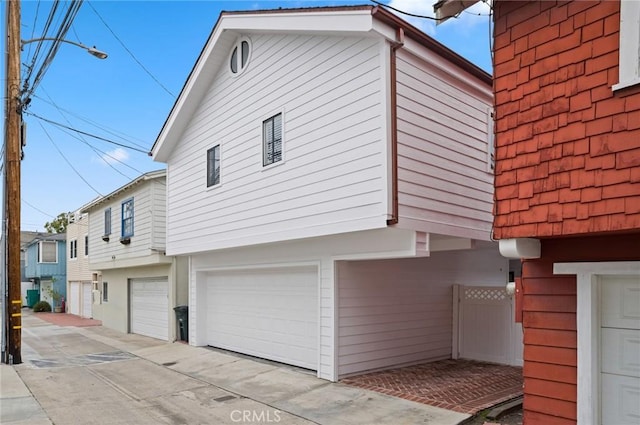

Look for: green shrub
[33,301,51,312]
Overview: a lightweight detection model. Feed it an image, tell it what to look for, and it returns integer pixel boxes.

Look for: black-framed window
[103,282,108,302]
[104,208,111,236]
[207,145,221,187]
[69,239,77,259]
[263,113,282,166]
[121,199,134,238]
[84,235,89,256]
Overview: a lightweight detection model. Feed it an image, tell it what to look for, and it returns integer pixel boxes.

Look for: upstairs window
[121,199,134,238]
[615,0,640,90]
[84,235,89,256]
[104,208,111,236]
[207,144,221,187]
[263,113,283,166]
[38,241,57,263]
[230,37,251,75]
[70,239,77,259]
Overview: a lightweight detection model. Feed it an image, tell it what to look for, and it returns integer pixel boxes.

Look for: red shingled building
[434,1,640,424]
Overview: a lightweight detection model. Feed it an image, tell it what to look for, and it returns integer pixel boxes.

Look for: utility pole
[4,0,22,365]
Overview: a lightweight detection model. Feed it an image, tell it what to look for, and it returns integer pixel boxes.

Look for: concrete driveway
[2,311,470,425]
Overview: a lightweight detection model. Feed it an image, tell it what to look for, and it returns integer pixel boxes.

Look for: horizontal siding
[521,258,577,422]
[151,180,166,249]
[88,180,157,265]
[66,218,92,281]
[395,48,493,239]
[166,34,387,255]
[337,247,507,377]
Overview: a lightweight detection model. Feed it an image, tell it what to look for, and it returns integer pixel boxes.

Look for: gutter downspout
[387,26,404,225]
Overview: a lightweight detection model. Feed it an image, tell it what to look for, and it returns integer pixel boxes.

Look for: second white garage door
[82,282,93,318]
[206,266,318,370]
[130,277,169,341]
[69,282,81,316]
[600,275,640,424]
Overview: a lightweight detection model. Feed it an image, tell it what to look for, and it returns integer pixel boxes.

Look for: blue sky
[1,0,492,231]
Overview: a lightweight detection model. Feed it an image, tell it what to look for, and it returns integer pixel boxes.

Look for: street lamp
[21,38,108,60]
[2,0,108,365]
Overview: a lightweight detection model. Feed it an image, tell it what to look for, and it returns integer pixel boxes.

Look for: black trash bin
[173,305,189,342]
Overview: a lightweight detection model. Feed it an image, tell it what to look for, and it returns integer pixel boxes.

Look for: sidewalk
[0,364,51,425]
[2,310,471,425]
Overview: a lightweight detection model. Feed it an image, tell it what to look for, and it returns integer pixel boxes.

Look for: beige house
[65,210,98,318]
[82,170,188,341]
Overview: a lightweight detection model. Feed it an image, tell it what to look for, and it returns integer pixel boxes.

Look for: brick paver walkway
[341,359,523,415]
[32,312,102,327]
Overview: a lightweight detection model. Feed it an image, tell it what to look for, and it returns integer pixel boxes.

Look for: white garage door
[69,282,81,316]
[601,275,640,424]
[82,282,93,318]
[131,277,169,341]
[206,266,318,370]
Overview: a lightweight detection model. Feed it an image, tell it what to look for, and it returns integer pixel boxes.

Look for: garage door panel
[601,328,640,378]
[601,275,640,425]
[206,266,317,370]
[601,373,640,424]
[602,277,640,329]
[131,277,168,341]
[82,282,92,318]
[69,282,80,316]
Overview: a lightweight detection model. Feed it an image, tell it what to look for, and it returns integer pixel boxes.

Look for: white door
[600,276,640,425]
[69,282,81,315]
[206,266,318,370]
[82,282,93,318]
[130,277,169,341]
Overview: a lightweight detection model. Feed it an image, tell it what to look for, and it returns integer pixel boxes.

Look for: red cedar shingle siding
[520,234,640,424]
[493,0,640,239]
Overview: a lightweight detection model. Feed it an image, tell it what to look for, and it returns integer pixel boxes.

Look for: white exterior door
[82,282,93,318]
[69,282,81,315]
[600,275,640,425]
[205,266,318,370]
[130,277,169,341]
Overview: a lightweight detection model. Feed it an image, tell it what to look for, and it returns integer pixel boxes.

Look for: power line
[32,93,150,148]
[37,121,103,196]
[22,1,85,103]
[369,0,447,21]
[39,86,142,178]
[87,1,176,99]
[22,198,56,220]
[24,111,152,155]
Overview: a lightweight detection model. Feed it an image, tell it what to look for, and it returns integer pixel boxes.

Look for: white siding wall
[66,217,91,282]
[166,34,388,255]
[336,247,508,377]
[189,227,418,381]
[395,48,493,240]
[87,178,166,265]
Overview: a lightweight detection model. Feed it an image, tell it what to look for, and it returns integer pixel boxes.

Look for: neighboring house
[66,210,98,318]
[434,1,640,424]
[24,233,67,307]
[152,6,517,382]
[81,170,188,341]
[20,231,50,305]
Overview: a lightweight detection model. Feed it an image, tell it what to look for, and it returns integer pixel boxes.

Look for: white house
[152,6,518,381]
[82,170,189,341]
[66,210,97,318]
